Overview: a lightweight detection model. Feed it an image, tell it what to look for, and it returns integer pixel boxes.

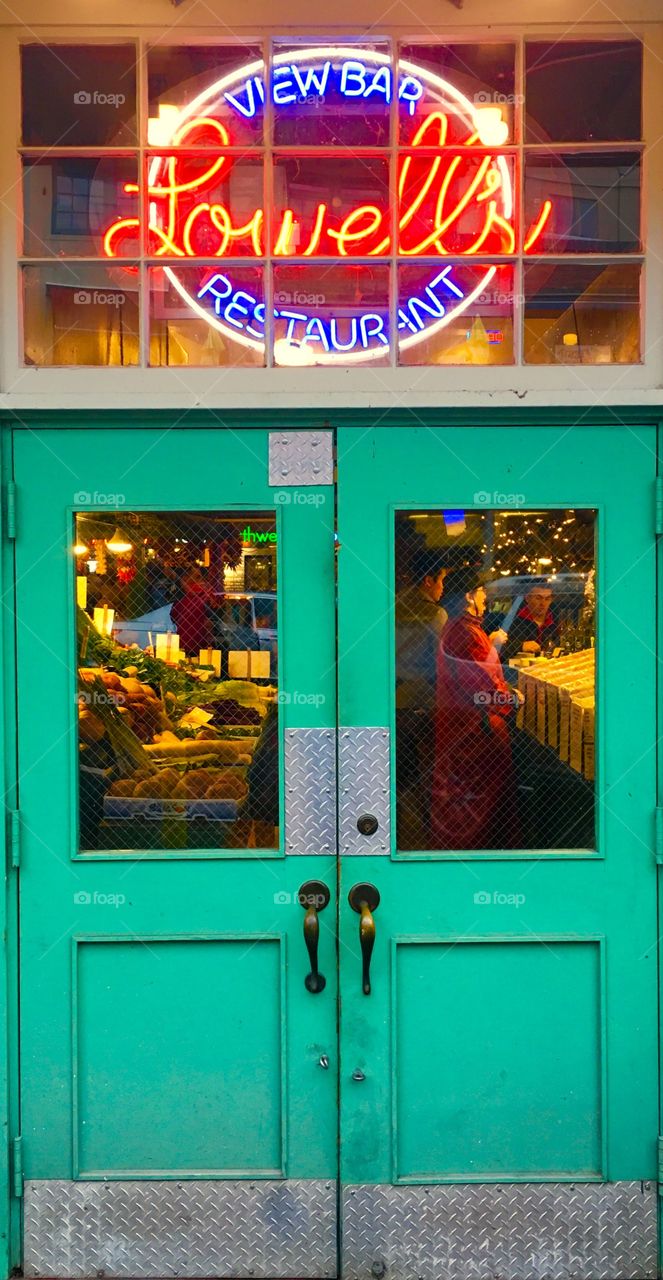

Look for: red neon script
[103,113,552,259]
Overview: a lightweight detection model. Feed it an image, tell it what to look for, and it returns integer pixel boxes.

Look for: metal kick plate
[342,1180,658,1280]
[285,727,336,854]
[268,430,333,487]
[339,727,390,854]
[24,1179,337,1279]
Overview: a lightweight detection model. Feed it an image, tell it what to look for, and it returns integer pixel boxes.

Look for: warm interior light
[273,339,317,367]
[147,104,180,146]
[474,106,509,147]
[105,527,133,554]
[73,542,88,556]
[563,332,579,346]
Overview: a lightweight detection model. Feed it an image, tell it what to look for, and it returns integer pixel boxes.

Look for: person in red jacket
[431,565,521,850]
[170,568,214,655]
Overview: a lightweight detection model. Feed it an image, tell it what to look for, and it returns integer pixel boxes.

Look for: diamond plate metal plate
[342,1181,657,1280]
[285,727,336,855]
[338,727,390,855]
[24,1179,337,1279]
[268,431,333,487]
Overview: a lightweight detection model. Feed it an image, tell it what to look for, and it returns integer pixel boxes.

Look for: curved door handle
[348,882,381,995]
[298,880,331,994]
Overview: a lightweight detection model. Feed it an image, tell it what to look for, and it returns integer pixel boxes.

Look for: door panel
[15,428,338,1279]
[337,426,658,1280]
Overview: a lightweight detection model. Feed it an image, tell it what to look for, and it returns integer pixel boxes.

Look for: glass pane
[273,263,390,365]
[272,155,389,257]
[523,262,640,364]
[395,508,596,852]
[149,265,265,367]
[273,45,390,146]
[398,152,516,256]
[76,511,279,853]
[398,263,514,364]
[22,263,139,367]
[22,156,138,258]
[399,43,517,145]
[524,153,641,253]
[147,44,263,147]
[525,41,642,143]
[21,44,137,146]
[106,154,264,260]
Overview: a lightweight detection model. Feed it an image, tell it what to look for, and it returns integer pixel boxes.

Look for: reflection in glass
[524,153,640,254]
[22,264,139,367]
[22,156,139,258]
[395,509,596,852]
[523,262,640,364]
[76,512,279,852]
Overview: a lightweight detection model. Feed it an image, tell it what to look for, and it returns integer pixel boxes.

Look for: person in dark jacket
[502,581,558,660]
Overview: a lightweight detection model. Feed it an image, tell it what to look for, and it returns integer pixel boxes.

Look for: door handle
[348,882,381,995]
[298,880,331,994]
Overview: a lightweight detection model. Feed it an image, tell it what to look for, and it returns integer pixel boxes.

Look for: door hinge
[658,1136,663,1191]
[8,810,20,869]
[656,477,663,536]
[5,481,16,540]
[11,1136,22,1198]
[656,808,663,864]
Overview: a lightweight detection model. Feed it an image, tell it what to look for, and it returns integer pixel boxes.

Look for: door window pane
[76,511,279,853]
[395,508,596,852]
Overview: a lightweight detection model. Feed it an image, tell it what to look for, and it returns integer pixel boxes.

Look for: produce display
[512,648,595,780]
[77,607,275,848]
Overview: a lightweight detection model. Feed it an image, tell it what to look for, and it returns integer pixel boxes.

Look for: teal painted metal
[13,430,337,1201]
[8,814,19,871]
[337,426,658,1195]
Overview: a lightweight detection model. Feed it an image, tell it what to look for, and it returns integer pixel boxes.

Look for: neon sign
[103,47,553,364]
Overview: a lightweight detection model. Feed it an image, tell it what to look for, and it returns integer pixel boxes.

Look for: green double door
[12,424,659,1280]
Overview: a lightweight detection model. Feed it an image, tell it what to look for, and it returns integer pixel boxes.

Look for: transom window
[19,38,643,368]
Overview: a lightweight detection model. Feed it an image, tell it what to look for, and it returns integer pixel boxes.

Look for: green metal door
[336,425,659,1280]
[14,427,338,1278]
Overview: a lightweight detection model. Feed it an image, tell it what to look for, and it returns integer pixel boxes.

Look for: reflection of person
[170,569,214,654]
[395,551,449,848]
[431,565,521,850]
[502,581,558,659]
